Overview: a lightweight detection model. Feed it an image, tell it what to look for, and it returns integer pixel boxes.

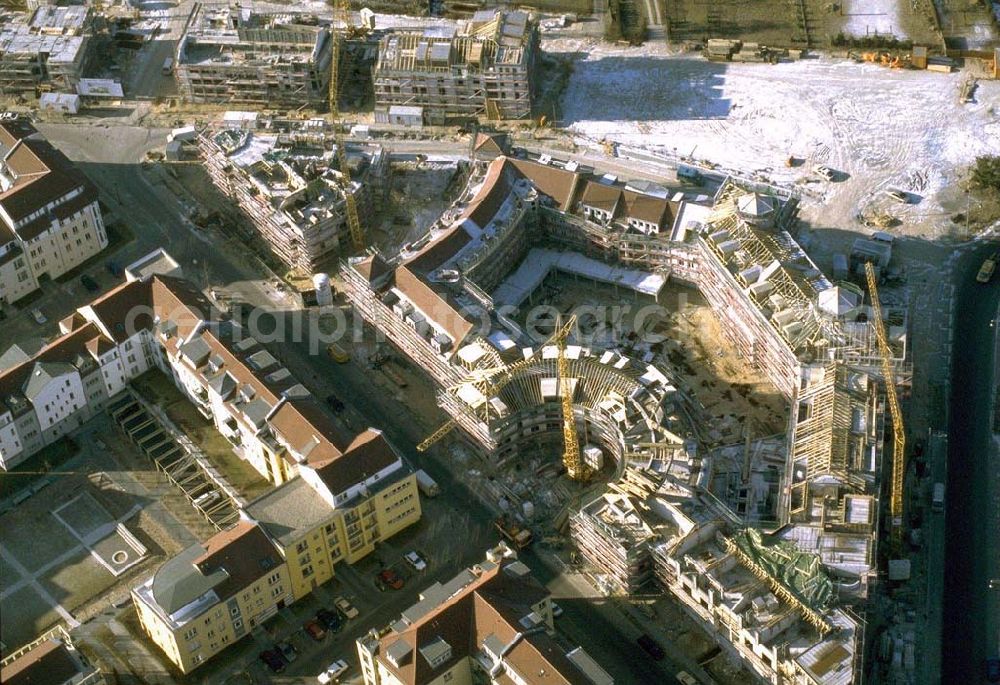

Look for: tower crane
[415,355,538,452]
[553,315,587,481]
[864,261,906,541]
[416,316,587,477]
[329,0,365,252]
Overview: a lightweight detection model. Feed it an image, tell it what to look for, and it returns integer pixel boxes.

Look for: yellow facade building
[246,427,422,601]
[132,520,292,674]
[133,412,422,674]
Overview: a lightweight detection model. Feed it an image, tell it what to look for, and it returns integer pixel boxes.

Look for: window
[302,565,314,578]
[271,586,283,598]
[444,674,454,683]
[183,628,198,640]
[296,540,308,553]
[230,606,240,617]
[267,571,281,585]
[233,617,243,630]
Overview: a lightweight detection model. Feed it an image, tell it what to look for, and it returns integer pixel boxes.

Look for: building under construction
[0,6,94,96]
[175,5,332,107]
[199,114,388,273]
[372,9,538,125]
[341,150,905,683]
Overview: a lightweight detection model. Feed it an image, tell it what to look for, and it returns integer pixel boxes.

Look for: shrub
[971,156,1000,192]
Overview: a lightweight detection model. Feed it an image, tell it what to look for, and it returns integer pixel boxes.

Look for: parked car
[80,274,99,292]
[551,602,564,618]
[259,649,286,673]
[317,659,350,684]
[303,618,326,641]
[30,308,46,324]
[105,260,124,277]
[404,551,427,571]
[317,607,343,632]
[884,188,909,203]
[813,165,836,181]
[277,640,297,663]
[335,595,359,619]
[676,672,698,685]
[326,394,345,412]
[379,568,404,590]
[636,634,665,661]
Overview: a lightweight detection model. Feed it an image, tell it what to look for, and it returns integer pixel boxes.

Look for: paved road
[249,311,694,684]
[941,242,1000,684]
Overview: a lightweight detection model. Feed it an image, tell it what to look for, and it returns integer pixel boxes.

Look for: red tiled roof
[0,119,39,150]
[394,265,475,347]
[509,158,582,211]
[580,181,622,214]
[354,252,393,283]
[310,429,399,496]
[0,138,92,226]
[463,156,516,228]
[269,397,353,463]
[376,561,578,685]
[85,277,153,343]
[0,639,83,685]
[193,520,283,602]
[0,322,107,401]
[621,189,672,227]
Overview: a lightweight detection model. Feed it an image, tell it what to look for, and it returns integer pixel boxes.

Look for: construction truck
[932,482,945,512]
[415,470,440,497]
[495,516,533,549]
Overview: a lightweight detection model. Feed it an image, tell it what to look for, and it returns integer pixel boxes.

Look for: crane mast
[554,316,587,481]
[864,261,906,537]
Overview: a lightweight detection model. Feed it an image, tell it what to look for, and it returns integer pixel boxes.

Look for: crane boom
[864,261,905,530]
[329,0,365,252]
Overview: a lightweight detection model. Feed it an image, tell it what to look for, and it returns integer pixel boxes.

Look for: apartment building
[176,6,331,107]
[199,117,388,272]
[0,6,93,95]
[0,118,106,306]
[0,626,105,685]
[132,519,293,674]
[0,274,171,469]
[245,422,421,600]
[357,545,613,685]
[373,10,538,125]
[133,420,422,673]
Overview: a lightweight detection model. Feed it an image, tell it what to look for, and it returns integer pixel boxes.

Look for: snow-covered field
[556,38,1000,238]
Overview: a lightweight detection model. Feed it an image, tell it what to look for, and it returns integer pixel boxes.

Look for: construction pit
[418,263,790,547]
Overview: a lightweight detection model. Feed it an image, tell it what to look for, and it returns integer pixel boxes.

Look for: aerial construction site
[0,0,998,684]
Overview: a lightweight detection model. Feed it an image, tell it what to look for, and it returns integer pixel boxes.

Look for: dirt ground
[372,161,464,254]
[510,273,787,442]
[655,286,789,439]
[132,371,271,501]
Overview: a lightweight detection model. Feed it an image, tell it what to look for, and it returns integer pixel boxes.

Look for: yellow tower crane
[416,316,587,478]
[329,0,365,252]
[415,357,537,452]
[553,315,587,481]
[864,261,906,538]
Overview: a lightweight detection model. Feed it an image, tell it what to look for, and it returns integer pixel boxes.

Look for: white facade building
[0,119,107,306]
